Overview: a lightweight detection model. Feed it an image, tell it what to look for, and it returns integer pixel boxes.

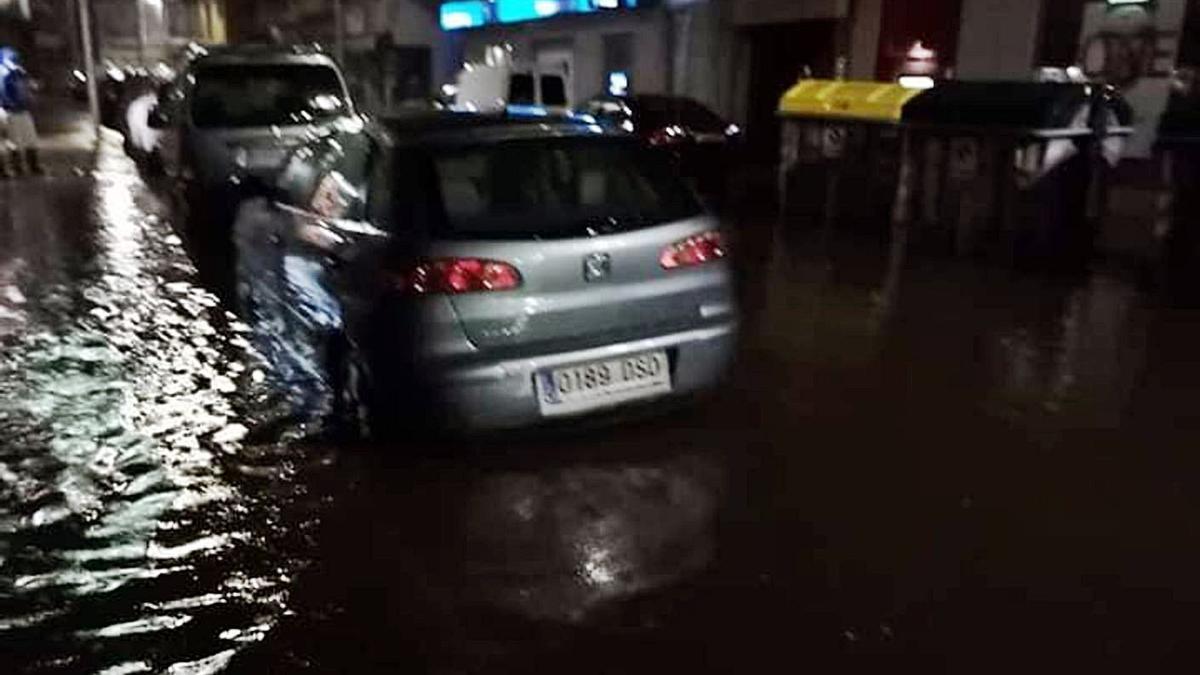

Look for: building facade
[1,1,78,86]
[237,0,445,115]
[91,0,228,64]
[440,0,1199,158]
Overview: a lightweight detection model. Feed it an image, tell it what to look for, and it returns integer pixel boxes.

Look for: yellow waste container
[777,79,922,237]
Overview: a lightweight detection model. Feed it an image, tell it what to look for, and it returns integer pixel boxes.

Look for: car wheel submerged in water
[328,334,375,441]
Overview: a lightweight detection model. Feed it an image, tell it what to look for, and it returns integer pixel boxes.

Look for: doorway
[742,20,837,164]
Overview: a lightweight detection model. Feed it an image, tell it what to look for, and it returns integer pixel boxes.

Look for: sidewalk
[0,98,107,179]
[37,98,105,175]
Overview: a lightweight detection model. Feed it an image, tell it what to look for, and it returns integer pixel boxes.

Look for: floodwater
[5,141,1200,672]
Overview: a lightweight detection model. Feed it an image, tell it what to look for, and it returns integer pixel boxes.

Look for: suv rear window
[191,64,348,128]
[399,138,702,240]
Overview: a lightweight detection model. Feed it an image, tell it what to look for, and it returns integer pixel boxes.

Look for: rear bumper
[415,322,737,431]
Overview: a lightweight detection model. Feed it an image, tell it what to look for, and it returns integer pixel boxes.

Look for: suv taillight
[660,231,726,270]
[392,258,522,295]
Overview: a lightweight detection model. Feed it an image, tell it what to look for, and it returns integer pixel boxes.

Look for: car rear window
[191,64,348,128]
[397,137,702,240]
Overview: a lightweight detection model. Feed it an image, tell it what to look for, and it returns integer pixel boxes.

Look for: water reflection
[0,142,317,672]
[7,139,1200,671]
[457,453,722,621]
[236,446,727,670]
[984,274,1145,428]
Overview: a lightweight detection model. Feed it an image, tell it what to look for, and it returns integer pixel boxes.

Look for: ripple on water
[0,140,320,673]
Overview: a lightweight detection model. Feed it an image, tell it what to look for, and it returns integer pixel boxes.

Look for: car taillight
[660,231,726,270]
[392,258,522,294]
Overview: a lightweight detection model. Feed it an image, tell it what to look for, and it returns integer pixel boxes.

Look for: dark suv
[584,94,742,205]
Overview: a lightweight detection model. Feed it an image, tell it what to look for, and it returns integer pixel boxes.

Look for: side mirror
[147,105,170,129]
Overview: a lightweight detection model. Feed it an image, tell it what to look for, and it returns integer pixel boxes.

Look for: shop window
[540,75,566,106]
[510,74,535,104]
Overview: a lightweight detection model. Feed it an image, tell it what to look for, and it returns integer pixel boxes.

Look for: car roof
[190,44,338,68]
[378,109,628,145]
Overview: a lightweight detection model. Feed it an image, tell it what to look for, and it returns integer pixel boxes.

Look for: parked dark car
[583,94,742,205]
[232,110,737,435]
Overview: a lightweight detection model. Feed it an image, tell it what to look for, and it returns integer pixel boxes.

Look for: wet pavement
[5,137,1200,672]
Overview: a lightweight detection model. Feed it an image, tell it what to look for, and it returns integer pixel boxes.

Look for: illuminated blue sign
[496,0,561,22]
[441,0,643,31]
[440,1,490,30]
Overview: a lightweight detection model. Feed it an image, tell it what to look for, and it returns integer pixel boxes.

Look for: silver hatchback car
[233,111,737,433]
[149,45,356,236]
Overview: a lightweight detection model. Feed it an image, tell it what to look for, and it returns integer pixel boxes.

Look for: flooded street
[6,139,1200,672]
[0,143,326,673]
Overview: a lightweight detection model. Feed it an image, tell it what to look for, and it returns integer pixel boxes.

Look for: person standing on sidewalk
[0,49,42,177]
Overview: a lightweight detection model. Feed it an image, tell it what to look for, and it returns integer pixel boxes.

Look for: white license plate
[535,350,672,416]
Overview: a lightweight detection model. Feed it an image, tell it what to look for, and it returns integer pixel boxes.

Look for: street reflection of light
[0,259,27,336]
[159,649,236,675]
[1,141,291,659]
[148,534,231,560]
[95,149,145,277]
[81,614,192,638]
[581,545,616,586]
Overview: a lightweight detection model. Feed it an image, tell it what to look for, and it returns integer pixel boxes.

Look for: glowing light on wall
[607,71,628,96]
